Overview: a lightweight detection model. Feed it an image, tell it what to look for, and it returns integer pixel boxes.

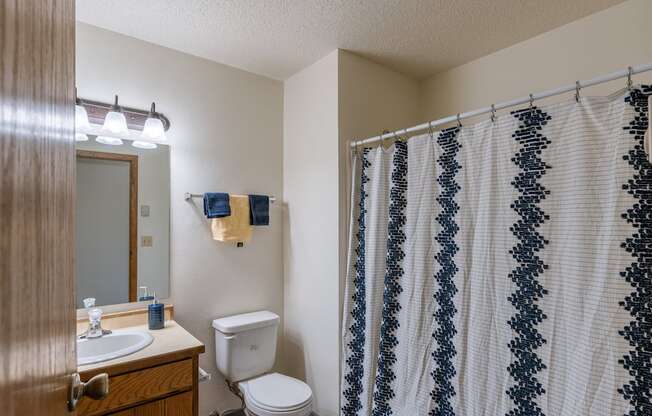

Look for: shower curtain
[341,86,652,416]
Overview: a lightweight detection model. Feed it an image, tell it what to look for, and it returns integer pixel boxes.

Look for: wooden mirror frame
[76,150,138,302]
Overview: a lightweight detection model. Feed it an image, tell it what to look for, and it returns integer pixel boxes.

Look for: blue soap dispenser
[148,292,164,330]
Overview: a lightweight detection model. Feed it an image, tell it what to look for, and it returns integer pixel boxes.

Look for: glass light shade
[96,136,124,146]
[132,140,158,149]
[102,111,129,135]
[75,132,89,142]
[75,104,91,131]
[141,117,166,140]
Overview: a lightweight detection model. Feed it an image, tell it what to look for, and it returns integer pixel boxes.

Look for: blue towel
[203,193,230,218]
[248,195,269,226]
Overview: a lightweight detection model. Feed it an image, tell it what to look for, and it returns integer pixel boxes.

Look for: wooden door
[0,0,77,415]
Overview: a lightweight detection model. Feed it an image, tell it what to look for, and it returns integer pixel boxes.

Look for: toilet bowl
[239,373,312,416]
[212,311,313,416]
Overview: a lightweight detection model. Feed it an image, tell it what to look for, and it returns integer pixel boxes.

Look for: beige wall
[282,50,340,416]
[339,51,421,142]
[420,0,652,123]
[76,23,284,415]
[282,49,420,416]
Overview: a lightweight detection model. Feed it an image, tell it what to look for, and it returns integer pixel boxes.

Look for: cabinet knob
[68,372,109,411]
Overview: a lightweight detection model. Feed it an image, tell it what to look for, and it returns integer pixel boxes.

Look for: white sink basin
[78,330,153,365]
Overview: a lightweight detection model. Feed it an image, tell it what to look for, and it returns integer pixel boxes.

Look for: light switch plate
[141,236,153,247]
[140,205,150,217]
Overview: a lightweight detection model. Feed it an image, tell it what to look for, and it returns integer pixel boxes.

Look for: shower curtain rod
[350,63,652,148]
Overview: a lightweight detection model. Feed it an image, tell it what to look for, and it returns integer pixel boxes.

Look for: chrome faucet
[78,298,112,339]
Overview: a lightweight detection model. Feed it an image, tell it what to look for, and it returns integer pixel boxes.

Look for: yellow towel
[211,195,252,243]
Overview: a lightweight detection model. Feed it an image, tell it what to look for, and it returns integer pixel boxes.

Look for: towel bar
[184,192,276,203]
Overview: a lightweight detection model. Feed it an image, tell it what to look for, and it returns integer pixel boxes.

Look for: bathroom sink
[78,330,154,365]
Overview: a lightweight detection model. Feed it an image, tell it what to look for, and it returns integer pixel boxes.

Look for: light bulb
[96,136,124,146]
[102,111,128,135]
[141,102,166,141]
[101,95,129,136]
[75,132,89,142]
[75,104,91,131]
[132,140,157,149]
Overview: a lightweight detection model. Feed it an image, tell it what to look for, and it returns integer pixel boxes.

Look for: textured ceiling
[76,0,625,80]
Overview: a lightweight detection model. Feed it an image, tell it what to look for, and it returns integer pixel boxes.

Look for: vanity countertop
[78,320,205,377]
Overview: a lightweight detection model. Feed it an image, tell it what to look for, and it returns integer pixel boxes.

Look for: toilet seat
[239,373,312,416]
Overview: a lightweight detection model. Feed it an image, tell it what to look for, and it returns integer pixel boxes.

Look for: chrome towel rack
[184,192,276,203]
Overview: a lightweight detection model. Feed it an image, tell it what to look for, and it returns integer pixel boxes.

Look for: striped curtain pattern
[341,86,652,416]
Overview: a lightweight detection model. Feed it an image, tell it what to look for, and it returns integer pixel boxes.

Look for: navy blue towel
[248,195,270,226]
[203,193,231,218]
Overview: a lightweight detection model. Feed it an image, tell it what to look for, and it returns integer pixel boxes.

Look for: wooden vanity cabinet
[77,348,203,416]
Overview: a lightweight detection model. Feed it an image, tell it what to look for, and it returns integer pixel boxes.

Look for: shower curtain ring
[575,81,581,103]
[428,121,434,138]
[457,113,462,128]
[529,94,534,110]
[490,104,496,123]
[627,66,633,91]
[381,130,391,147]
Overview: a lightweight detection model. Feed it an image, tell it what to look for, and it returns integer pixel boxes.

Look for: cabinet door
[163,391,193,416]
[111,399,163,416]
[111,391,193,416]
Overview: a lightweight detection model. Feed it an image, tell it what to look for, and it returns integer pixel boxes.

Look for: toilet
[213,311,313,416]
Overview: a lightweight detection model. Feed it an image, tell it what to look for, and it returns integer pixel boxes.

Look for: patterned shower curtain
[341,86,652,416]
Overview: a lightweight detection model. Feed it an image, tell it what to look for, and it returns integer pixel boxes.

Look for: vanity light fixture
[141,102,166,141]
[76,95,171,149]
[101,95,129,136]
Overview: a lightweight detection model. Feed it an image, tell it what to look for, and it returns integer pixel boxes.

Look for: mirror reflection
[75,138,170,308]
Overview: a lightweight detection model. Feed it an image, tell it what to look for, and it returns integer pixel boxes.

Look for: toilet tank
[212,311,280,382]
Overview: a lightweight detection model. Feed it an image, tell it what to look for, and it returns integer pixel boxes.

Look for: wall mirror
[75,138,170,308]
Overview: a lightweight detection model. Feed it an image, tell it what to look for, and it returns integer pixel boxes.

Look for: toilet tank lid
[212,311,280,334]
